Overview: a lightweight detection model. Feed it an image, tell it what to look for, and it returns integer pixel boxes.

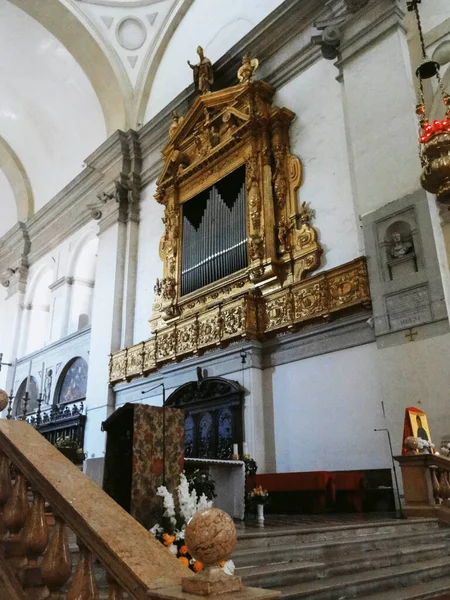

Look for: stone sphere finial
[185,508,237,567]
[0,389,8,412]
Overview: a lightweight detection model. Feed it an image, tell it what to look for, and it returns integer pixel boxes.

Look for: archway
[55,357,89,406]
[166,374,243,460]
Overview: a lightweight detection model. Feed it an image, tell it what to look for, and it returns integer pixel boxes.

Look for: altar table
[185,458,245,520]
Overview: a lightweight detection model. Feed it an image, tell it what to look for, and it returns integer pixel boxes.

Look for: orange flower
[192,561,203,573]
[179,545,189,555]
[162,533,176,547]
[219,561,225,567]
[178,556,189,567]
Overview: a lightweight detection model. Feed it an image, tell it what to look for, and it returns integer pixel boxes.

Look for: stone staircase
[234,518,450,600]
[65,517,450,599]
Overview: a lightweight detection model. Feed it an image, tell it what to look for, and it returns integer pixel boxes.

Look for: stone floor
[236,511,398,532]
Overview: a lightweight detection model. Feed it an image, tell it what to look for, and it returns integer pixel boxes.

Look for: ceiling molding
[76,0,165,7]
[0,136,34,222]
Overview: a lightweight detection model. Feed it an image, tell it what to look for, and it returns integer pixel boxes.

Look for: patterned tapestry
[131,405,184,529]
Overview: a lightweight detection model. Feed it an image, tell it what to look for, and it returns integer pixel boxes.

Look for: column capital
[86,130,141,234]
[336,0,406,73]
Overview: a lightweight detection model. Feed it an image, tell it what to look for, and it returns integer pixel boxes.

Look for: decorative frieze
[109,257,370,384]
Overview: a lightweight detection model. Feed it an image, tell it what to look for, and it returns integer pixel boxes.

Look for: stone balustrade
[0,419,279,600]
[395,453,450,523]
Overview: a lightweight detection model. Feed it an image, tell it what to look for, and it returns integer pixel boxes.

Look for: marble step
[237,543,449,589]
[236,518,439,550]
[233,529,450,567]
[356,575,450,600]
[280,557,450,600]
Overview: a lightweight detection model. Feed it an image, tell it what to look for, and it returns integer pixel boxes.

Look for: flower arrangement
[404,436,435,454]
[55,436,79,449]
[54,436,86,464]
[440,443,450,457]
[249,485,269,505]
[149,473,235,576]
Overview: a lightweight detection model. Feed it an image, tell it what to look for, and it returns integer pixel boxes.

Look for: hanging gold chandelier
[408,0,450,203]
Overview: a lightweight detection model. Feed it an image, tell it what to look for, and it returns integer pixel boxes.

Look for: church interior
[2,0,450,598]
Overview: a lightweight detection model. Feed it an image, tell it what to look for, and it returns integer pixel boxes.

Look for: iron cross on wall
[405,328,418,342]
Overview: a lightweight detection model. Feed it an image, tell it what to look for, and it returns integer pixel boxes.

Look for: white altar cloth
[185,458,245,520]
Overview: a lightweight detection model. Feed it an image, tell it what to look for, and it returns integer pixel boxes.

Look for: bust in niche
[390,232,413,259]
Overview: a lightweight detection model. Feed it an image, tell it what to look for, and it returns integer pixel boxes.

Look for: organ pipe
[181,168,247,296]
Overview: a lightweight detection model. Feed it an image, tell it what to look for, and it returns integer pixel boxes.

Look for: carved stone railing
[395,453,450,523]
[0,420,278,600]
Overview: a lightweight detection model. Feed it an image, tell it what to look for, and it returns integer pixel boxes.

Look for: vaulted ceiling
[0,0,449,239]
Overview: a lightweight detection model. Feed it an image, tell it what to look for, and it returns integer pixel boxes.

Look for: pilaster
[84,131,142,459]
[337,0,421,216]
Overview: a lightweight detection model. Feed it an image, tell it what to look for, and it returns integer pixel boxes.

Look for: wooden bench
[256,472,336,514]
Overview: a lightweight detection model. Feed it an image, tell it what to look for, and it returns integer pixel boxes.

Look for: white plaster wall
[13,222,98,358]
[342,29,421,216]
[378,333,450,457]
[144,0,285,120]
[0,168,18,238]
[133,182,164,343]
[12,328,91,410]
[269,343,391,473]
[275,60,360,270]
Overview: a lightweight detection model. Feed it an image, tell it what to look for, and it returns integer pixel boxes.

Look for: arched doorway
[166,375,244,460]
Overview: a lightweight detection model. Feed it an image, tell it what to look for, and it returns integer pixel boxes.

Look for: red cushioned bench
[256,472,336,513]
[334,471,366,512]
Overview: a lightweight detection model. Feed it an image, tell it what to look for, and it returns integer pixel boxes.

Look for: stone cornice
[48,276,74,292]
[335,0,406,74]
[15,326,91,366]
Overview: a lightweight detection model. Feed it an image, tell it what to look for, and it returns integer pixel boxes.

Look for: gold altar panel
[110,349,127,383]
[127,344,144,378]
[198,309,221,349]
[293,278,327,322]
[156,326,177,362]
[110,258,371,385]
[328,260,370,313]
[143,339,156,373]
[264,291,293,333]
[176,316,198,356]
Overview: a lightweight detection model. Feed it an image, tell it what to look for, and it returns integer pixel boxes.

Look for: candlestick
[243,442,249,458]
[26,360,32,393]
[40,361,45,389]
[9,358,17,396]
[22,392,29,421]
[232,443,239,460]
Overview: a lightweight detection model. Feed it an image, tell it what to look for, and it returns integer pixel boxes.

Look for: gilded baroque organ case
[109,60,370,384]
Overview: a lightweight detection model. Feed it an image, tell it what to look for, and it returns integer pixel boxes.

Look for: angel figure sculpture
[188,46,214,94]
[237,54,259,84]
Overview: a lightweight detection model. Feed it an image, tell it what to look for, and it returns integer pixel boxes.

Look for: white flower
[168,543,178,556]
[149,524,163,536]
[223,560,235,576]
[157,485,177,526]
[175,529,185,541]
[198,493,213,512]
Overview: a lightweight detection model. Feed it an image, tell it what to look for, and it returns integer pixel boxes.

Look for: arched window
[68,237,98,335]
[13,377,39,418]
[57,357,88,405]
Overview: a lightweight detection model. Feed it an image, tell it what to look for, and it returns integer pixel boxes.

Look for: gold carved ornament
[108,54,371,384]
